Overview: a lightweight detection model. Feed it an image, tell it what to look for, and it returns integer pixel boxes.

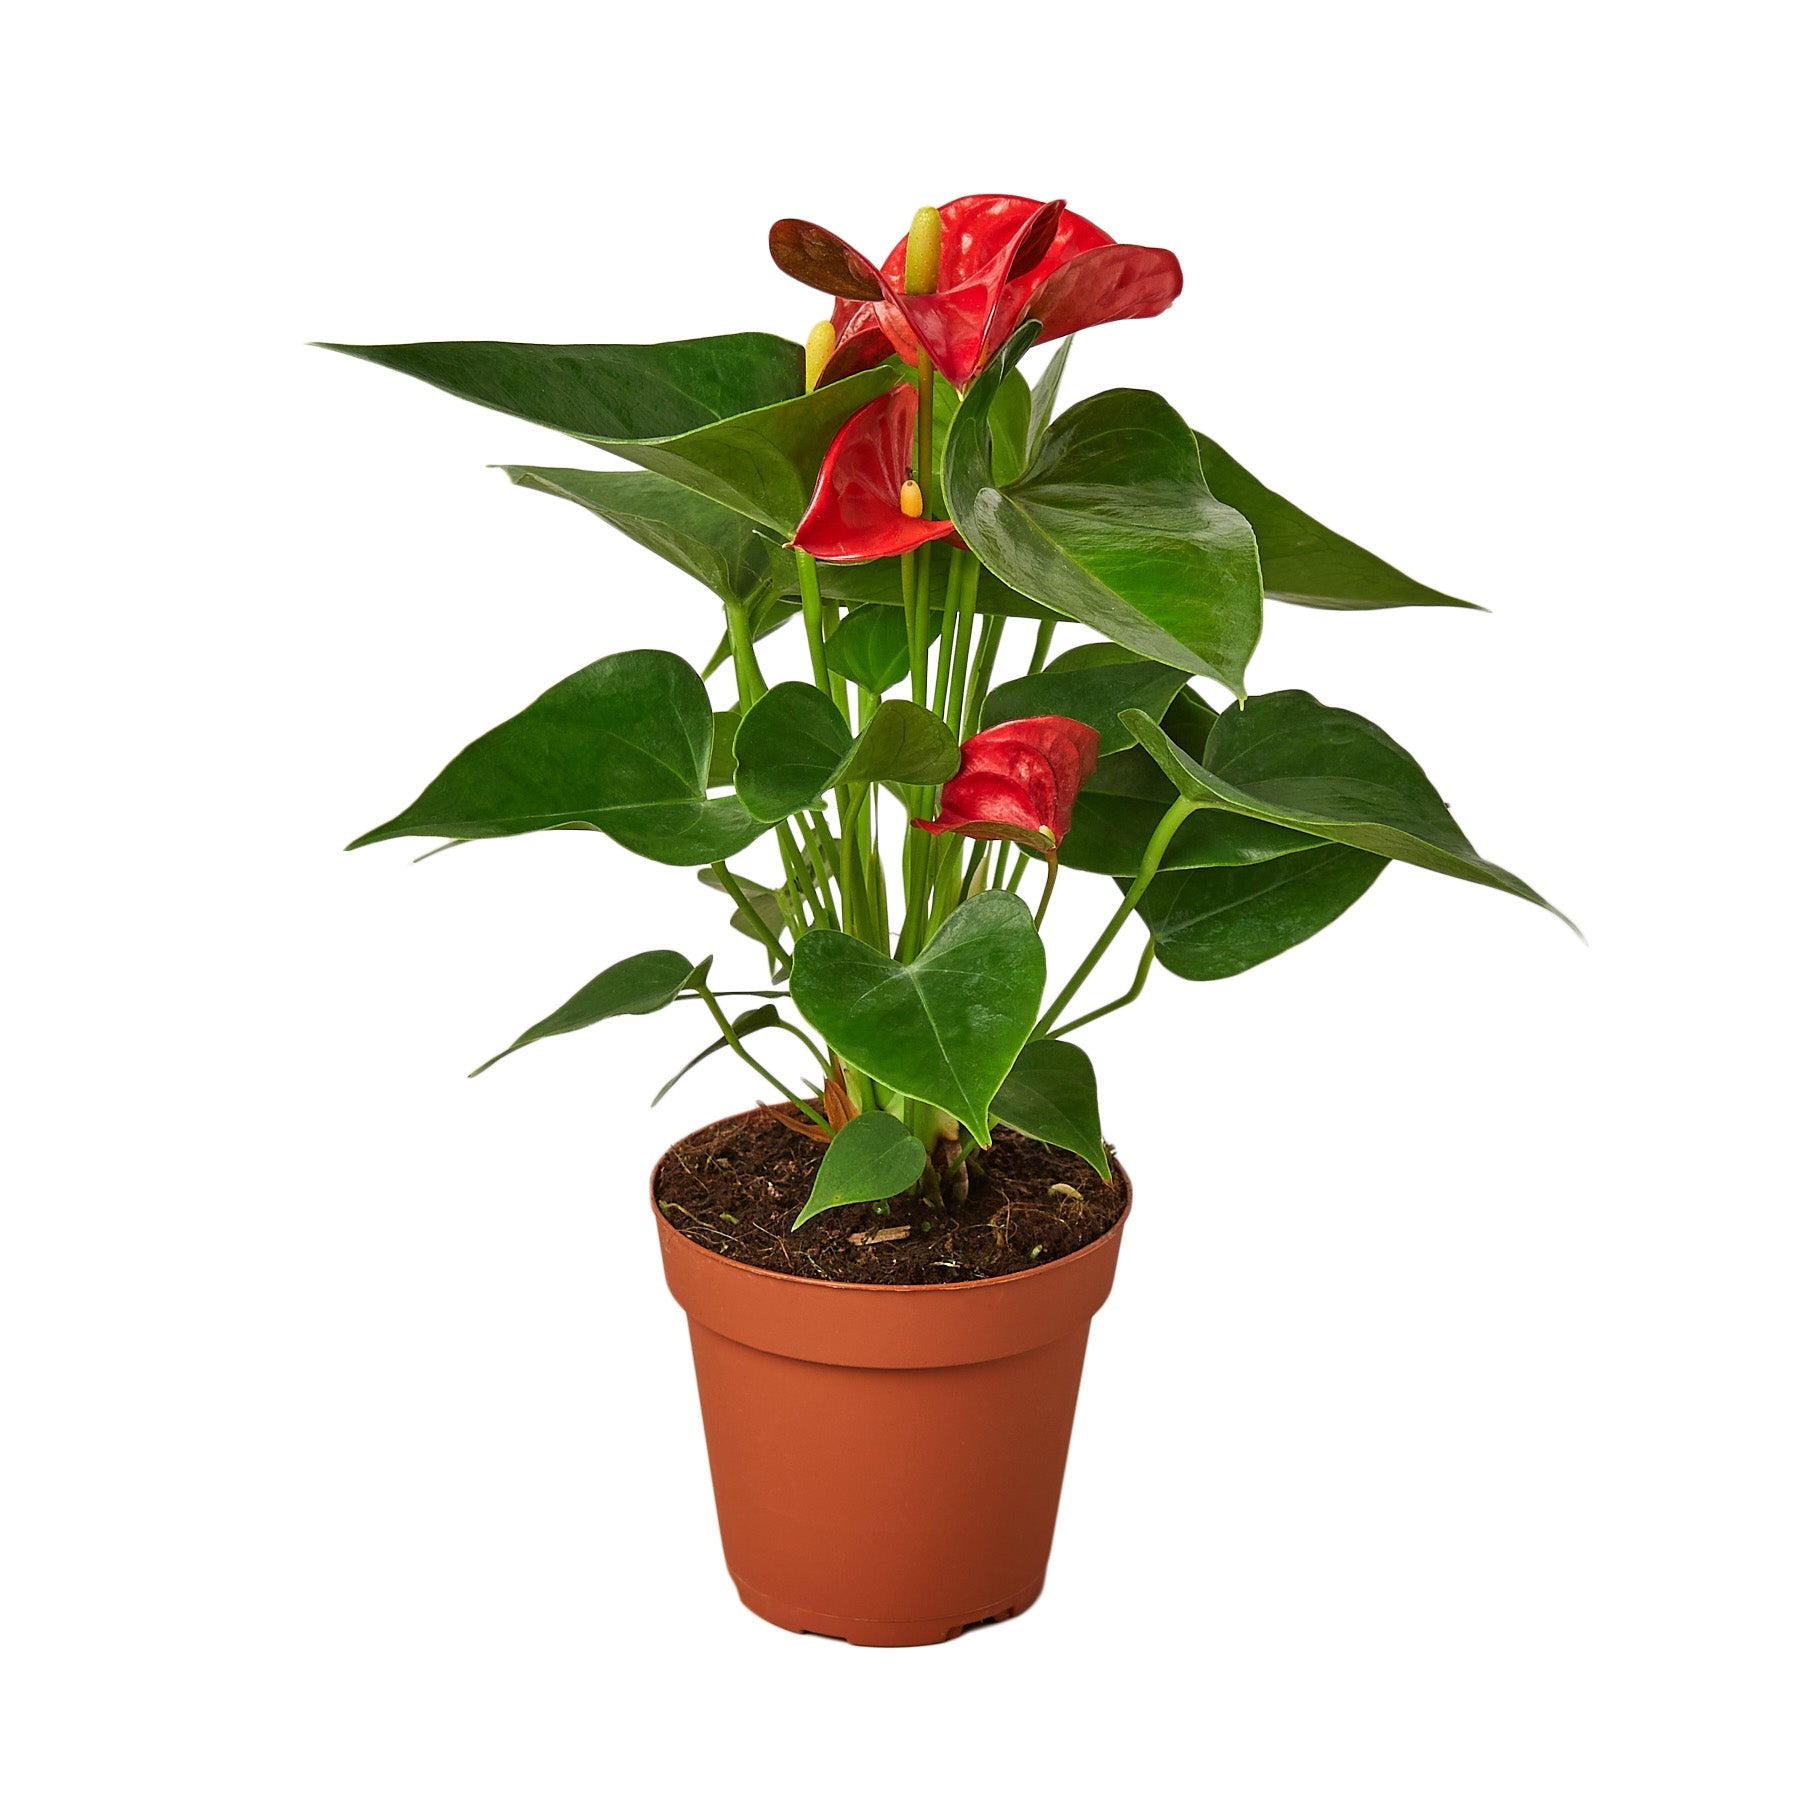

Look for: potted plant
[324,195,1570,1647]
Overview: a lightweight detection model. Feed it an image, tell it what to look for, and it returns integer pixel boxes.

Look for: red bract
[771,196,1184,390]
[790,384,961,562]
[913,716,1102,851]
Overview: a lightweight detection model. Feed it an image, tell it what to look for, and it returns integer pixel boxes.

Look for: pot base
[731,1572,1045,1648]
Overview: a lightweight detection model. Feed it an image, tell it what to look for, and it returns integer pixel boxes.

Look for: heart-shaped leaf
[944,325,1264,697]
[838,702,960,785]
[1192,433,1480,611]
[982,643,1190,754]
[321,336,895,535]
[1133,847,1387,980]
[731,684,851,822]
[792,1111,928,1228]
[1121,691,1570,924]
[991,1039,1110,1177]
[470,949,693,1076]
[652,1004,781,1105]
[790,891,1045,1144]
[733,685,959,821]
[1060,689,1321,874]
[823,604,942,693]
[348,649,765,866]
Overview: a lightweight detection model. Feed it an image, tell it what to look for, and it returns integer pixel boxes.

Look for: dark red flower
[771,196,1183,390]
[913,716,1102,851]
[790,383,961,562]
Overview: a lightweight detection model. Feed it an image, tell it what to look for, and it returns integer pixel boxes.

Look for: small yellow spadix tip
[905,206,942,296]
[803,320,836,392]
[899,478,924,518]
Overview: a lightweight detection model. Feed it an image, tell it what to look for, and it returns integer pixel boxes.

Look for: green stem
[942,551,981,732]
[1046,935,1155,1038]
[961,610,1006,739]
[901,552,928,709]
[1026,618,1057,676]
[794,550,840,714]
[775,820,826,930]
[723,597,767,705]
[709,863,790,972]
[1035,795,1198,1036]
[690,974,828,1128]
[1033,855,1060,931]
[771,1018,834,1078]
[958,842,990,905]
[1005,852,1030,893]
[799,808,841,930]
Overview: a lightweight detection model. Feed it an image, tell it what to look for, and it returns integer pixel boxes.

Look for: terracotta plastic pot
[653,1129,1130,1647]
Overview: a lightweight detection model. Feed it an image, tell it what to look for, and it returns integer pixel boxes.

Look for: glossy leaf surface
[1133,847,1386,979]
[982,644,1190,754]
[944,328,1263,696]
[1060,689,1322,874]
[1121,691,1568,921]
[990,1039,1110,1177]
[793,1111,929,1228]
[1024,338,1073,466]
[322,336,895,534]
[469,949,693,1076]
[823,603,941,693]
[789,892,1045,1143]
[1193,434,1479,611]
[349,650,764,865]
[735,685,958,820]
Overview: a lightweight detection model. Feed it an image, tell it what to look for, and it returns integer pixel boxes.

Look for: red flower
[790,383,961,562]
[771,195,1183,391]
[913,716,1102,851]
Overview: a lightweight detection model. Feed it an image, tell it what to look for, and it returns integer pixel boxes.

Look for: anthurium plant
[327,195,1568,1231]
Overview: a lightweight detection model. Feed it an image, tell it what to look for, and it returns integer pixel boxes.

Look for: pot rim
[650,1117,1131,1299]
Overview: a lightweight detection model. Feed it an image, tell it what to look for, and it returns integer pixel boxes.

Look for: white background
[5,3,1795,1795]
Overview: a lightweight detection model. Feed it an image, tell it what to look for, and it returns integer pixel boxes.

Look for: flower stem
[1032,855,1060,931]
[942,551,981,731]
[1027,619,1057,676]
[1034,795,1197,1036]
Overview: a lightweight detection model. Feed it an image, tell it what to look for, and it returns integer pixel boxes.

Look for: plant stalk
[1035,795,1198,1036]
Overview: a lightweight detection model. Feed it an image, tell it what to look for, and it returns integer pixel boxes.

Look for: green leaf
[1025,338,1073,466]
[838,701,960,785]
[793,1112,928,1229]
[1193,433,1481,611]
[943,325,1264,697]
[982,643,1190,754]
[1120,691,1570,924]
[697,866,790,946]
[502,465,783,605]
[652,1004,781,1105]
[991,1039,1110,1177]
[320,336,896,535]
[348,649,765,866]
[1134,847,1387,979]
[790,891,1046,1144]
[824,604,942,693]
[731,684,852,822]
[469,949,693,1076]
[1060,690,1321,874]
[733,685,958,821]
[987,366,1034,487]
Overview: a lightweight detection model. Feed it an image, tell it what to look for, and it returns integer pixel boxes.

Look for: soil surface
[653,1108,1128,1285]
